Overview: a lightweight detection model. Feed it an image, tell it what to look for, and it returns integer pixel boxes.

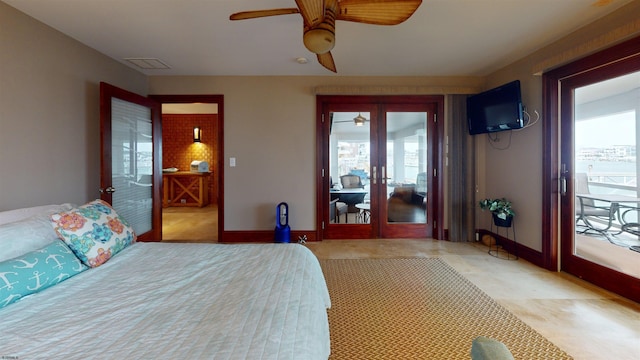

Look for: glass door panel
[572,71,640,278]
[100,82,161,241]
[385,112,427,224]
[111,98,153,235]
[329,111,372,226]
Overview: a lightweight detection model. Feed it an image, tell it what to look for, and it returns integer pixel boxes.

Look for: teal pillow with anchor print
[0,240,87,308]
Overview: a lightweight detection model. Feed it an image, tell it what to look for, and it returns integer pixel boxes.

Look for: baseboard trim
[221,229,544,267]
[221,230,319,243]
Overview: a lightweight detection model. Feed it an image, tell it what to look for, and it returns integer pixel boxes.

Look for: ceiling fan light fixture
[230,0,421,72]
[303,28,335,54]
[353,113,367,126]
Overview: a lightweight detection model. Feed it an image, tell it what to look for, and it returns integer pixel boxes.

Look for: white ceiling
[3,0,634,76]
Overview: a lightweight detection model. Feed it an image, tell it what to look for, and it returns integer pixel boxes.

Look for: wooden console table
[163,171,210,207]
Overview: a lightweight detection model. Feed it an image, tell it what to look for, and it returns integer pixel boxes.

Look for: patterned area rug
[320,258,572,359]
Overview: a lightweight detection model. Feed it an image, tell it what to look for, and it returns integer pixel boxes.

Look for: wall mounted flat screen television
[467,80,524,135]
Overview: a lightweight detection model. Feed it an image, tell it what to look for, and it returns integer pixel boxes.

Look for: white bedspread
[1,243,331,359]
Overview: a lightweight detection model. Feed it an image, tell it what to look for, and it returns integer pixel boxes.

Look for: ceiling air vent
[124,58,171,70]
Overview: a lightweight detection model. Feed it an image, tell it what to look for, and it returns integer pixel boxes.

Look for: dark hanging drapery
[447,95,475,242]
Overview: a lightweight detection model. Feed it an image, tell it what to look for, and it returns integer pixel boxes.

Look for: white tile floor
[307,239,640,360]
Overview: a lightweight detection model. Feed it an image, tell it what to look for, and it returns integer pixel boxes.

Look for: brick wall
[162,114,218,203]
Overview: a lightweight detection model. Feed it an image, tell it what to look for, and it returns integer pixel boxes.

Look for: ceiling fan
[230,0,423,73]
[331,112,369,126]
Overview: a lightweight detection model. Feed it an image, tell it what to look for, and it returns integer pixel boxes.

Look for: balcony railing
[587,173,638,195]
[583,172,639,232]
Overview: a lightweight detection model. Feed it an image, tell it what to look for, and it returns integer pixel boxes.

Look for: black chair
[338,175,366,217]
[329,176,349,223]
[329,199,348,223]
[340,174,364,189]
[575,172,618,235]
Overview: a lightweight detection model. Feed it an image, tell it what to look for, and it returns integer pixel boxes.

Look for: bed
[0,201,331,359]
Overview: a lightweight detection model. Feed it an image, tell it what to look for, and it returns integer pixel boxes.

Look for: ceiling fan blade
[336,0,422,25]
[317,52,337,73]
[295,0,325,27]
[229,8,300,21]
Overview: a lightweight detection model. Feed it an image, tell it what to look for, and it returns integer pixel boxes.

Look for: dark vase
[492,213,513,227]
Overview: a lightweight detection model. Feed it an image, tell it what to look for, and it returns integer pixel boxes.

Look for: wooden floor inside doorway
[162,204,218,242]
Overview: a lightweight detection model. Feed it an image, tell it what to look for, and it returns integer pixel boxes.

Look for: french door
[99,83,162,241]
[317,95,442,239]
[545,36,640,302]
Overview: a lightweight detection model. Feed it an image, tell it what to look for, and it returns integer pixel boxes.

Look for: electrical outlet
[180,199,186,204]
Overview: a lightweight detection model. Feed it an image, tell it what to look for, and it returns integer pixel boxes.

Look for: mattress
[1,243,331,359]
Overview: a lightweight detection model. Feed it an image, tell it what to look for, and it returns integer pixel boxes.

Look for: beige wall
[0,2,148,210]
[478,0,640,251]
[150,0,640,237]
[3,0,639,250]
[148,77,483,231]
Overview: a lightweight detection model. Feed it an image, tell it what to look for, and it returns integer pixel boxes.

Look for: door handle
[381,166,386,185]
[372,166,377,185]
[99,186,116,194]
[560,163,568,196]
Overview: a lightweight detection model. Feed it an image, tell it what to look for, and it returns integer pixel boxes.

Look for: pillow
[0,240,88,309]
[470,336,515,360]
[0,212,69,263]
[50,200,136,268]
[0,203,75,226]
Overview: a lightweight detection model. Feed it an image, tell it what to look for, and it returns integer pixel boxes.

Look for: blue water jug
[274,202,290,243]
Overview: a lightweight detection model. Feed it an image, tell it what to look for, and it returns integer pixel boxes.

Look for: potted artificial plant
[479,198,515,227]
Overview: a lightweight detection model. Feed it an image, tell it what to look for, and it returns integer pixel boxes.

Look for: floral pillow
[50,200,136,268]
[0,240,88,308]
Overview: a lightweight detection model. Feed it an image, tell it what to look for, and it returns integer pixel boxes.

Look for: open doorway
[151,95,224,243]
